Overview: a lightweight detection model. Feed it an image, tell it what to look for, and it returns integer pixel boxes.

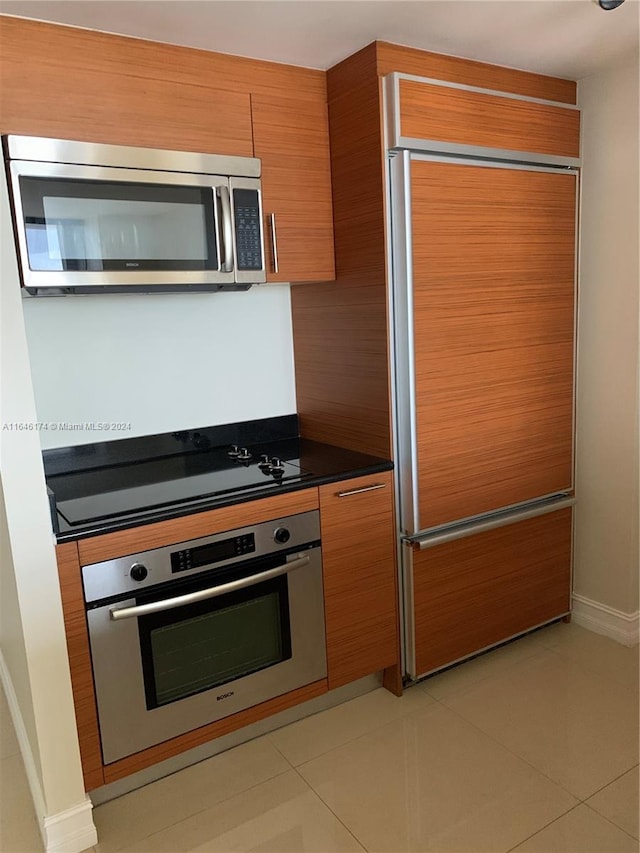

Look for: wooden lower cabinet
[319,471,401,690]
[56,541,105,791]
[411,507,572,677]
[56,477,400,788]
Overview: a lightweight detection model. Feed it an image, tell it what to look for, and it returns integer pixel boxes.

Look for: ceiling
[1,0,638,81]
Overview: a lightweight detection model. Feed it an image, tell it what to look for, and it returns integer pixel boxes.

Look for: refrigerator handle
[411,497,576,550]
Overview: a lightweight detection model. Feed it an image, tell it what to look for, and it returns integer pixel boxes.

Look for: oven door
[86,546,326,764]
[9,160,238,292]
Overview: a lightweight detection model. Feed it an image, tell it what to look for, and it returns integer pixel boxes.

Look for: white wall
[0,478,42,783]
[575,50,639,620]
[0,173,97,850]
[22,286,297,449]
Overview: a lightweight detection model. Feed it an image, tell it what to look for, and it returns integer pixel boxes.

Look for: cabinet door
[410,158,577,530]
[319,472,399,689]
[397,77,580,159]
[411,507,572,678]
[251,93,335,283]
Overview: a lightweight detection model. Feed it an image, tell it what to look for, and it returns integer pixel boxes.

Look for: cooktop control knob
[274,527,290,544]
[259,454,271,467]
[228,444,241,457]
[129,563,148,582]
[271,457,284,471]
[237,447,252,461]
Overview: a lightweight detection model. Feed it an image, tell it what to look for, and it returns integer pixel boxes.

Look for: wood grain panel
[412,507,573,676]
[291,71,392,457]
[376,41,577,104]
[251,93,335,283]
[78,489,319,565]
[326,42,378,102]
[0,17,326,101]
[0,28,253,155]
[410,160,577,529]
[319,472,399,689]
[399,79,580,158]
[103,679,327,783]
[55,542,104,790]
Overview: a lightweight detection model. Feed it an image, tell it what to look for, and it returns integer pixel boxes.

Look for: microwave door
[8,160,236,291]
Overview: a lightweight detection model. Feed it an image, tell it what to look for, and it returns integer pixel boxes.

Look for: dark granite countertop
[45,416,393,543]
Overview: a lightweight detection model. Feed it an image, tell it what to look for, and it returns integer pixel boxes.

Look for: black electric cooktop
[54,443,309,527]
[43,416,393,541]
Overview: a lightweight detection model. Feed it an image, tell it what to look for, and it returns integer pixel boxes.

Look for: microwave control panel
[233,188,263,271]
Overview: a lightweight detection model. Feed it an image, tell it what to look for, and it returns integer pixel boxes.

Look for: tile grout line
[289,763,371,852]
[423,644,638,806]
[266,690,438,772]
[582,800,640,843]
[94,766,295,853]
[504,802,584,853]
[583,762,640,801]
[418,643,563,707]
[426,689,586,803]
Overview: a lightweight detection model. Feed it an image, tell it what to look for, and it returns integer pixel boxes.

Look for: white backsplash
[22,286,297,449]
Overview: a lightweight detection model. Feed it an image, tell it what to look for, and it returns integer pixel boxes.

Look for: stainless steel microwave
[3,135,266,294]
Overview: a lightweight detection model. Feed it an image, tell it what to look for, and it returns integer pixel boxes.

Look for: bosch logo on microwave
[216,691,235,702]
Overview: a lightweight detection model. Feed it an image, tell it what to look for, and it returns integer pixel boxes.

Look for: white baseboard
[43,800,97,853]
[572,593,640,646]
[0,651,98,853]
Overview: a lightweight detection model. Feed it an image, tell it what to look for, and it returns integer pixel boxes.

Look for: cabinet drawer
[319,472,399,688]
[388,75,580,162]
[411,506,572,678]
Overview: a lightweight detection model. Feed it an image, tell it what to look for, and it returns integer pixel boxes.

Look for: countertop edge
[54,459,394,544]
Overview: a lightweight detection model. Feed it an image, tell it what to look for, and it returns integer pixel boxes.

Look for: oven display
[170,534,255,573]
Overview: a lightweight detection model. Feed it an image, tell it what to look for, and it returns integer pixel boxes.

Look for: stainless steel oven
[82,510,326,764]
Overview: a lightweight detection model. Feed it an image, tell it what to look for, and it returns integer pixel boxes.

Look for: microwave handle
[109,554,310,621]
[217,185,234,273]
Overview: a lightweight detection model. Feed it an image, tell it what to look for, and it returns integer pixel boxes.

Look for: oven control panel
[81,510,321,605]
[171,533,255,574]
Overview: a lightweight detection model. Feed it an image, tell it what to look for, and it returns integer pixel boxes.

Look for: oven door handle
[109,554,311,621]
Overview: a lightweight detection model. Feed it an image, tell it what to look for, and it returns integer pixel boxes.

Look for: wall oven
[3,135,266,294]
[82,511,326,765]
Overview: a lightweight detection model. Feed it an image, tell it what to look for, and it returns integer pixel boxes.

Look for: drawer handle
[336,483,387,498]
[411,496,576,550]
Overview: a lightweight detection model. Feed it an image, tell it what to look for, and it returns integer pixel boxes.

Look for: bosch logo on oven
[217,691,235,702]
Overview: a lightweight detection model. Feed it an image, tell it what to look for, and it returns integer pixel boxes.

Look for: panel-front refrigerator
[389,150,578,680]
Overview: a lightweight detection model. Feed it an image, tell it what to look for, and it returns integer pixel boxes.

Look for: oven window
[139,576,292,709]
[18,176,218,272]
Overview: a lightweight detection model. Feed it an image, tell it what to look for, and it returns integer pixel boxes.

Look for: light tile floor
[1,622,638,852]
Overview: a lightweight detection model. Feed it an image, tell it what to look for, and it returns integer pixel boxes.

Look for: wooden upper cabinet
[251,93,335,283]
[0,29,253,156]
[410,159,577,530]
[394,77,580,160]
[319,472,399,689]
